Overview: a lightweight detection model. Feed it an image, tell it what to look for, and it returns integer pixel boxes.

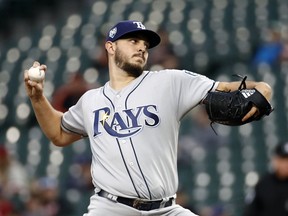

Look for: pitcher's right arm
[24,61,82,147]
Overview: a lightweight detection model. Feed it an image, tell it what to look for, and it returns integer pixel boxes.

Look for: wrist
[30,94,46,104]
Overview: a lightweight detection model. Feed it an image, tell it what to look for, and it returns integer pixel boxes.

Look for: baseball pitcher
[24,20,273,216]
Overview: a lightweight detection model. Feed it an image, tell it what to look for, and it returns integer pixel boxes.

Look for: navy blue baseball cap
[274,141,288,158]
[106,20,161,49]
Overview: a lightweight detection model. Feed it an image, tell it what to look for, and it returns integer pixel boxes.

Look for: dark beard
[115,48,145,78]
[121,62,144,78]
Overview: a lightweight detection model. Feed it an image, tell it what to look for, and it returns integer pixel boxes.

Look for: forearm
[25,61,82,146]
[217,81,272,101]
[30,95,66,145]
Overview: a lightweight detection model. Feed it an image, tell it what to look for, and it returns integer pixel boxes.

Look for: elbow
[216,82,230,92]
[49,134,71,147]
[49,130,81,147]
[52,141,68,147]
[50,137,69,147]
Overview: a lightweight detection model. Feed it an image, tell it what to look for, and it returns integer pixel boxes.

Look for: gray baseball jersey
[61,69,218,200]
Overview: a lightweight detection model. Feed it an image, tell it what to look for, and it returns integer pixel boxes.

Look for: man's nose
[138,41,148,52]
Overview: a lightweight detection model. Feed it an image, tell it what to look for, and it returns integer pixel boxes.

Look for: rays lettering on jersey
[93,105,160,138]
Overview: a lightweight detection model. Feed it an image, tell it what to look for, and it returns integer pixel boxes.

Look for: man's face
[273,156,288,179]
[114,35,149,78]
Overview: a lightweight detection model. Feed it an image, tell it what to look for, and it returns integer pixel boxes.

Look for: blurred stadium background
[0,0,287,215]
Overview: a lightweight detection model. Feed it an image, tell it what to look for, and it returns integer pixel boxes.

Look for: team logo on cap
[109,27,117,38]
[133,21,146,29]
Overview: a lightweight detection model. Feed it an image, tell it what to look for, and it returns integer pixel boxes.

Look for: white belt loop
[159,194,176,208]
[98,190,118,202]
[159,197,168,208]
[107,193,118,202]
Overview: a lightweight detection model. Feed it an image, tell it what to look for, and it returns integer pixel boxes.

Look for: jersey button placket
[123,142,134,167]
[115,94,122,110]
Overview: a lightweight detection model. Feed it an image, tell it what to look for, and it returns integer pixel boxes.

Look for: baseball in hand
[28,66,45,82]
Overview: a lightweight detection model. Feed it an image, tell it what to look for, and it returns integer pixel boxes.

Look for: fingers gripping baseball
[24,61,47,100]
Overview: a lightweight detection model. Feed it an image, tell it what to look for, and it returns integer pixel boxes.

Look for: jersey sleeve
[170,69,218,119]
[61,95,88,137]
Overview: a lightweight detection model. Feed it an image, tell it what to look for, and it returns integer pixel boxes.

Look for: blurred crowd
[0,145,93,216]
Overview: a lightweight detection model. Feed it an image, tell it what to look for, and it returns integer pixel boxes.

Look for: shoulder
[147,69,199,74]
[82,86,103,96]
[144,69,215,89]
[256,172,275,188]
[146,69,207,79]
[77,86,104,102]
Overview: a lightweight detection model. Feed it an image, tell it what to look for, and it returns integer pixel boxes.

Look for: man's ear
[105,41,115,54]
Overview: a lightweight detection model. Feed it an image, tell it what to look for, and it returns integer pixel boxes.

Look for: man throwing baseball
[24,20,273,216]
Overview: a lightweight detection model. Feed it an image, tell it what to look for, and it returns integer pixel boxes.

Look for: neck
[109,74,136,90]
[108,64,137,90]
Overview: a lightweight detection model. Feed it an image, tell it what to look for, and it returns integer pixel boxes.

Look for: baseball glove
[202,76,273,126]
